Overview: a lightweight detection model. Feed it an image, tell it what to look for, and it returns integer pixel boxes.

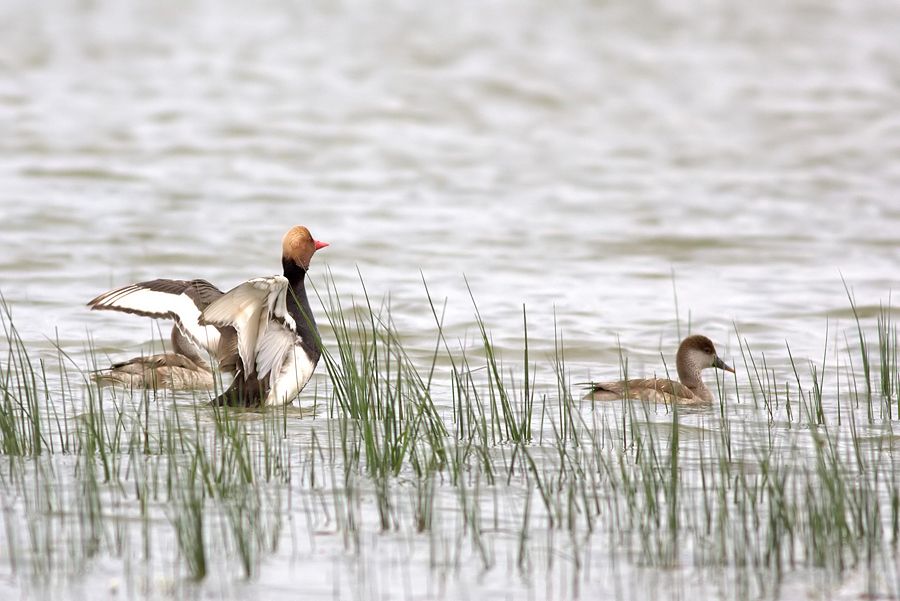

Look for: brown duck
[584,335,735,405]
[94,325,215,390]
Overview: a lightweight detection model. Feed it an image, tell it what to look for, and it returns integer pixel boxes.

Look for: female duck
[584,334,734,405]
[94,326,215,390]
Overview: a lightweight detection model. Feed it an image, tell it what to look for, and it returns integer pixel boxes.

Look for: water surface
[1,0,899,599]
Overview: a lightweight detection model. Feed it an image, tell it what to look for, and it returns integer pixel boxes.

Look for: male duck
[88,226,328,406]
[200,226,327,406]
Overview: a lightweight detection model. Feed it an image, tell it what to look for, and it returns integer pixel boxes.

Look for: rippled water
[1,0,899,599]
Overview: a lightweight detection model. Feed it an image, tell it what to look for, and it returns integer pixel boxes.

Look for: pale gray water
[1,0,899,599]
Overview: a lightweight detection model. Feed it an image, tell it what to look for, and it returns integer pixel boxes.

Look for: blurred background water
[0,0,899,598]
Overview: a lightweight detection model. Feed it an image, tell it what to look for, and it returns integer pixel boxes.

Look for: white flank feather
[264,346,317,406]
[255,327,297,391]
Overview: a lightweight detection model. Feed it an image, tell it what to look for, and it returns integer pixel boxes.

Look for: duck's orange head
[282,226,328,270]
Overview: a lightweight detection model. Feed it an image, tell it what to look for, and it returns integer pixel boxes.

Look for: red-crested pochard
[88,226,328,406]
[94,325,215,390]
[583,335,734,405]
[199,226,328,406]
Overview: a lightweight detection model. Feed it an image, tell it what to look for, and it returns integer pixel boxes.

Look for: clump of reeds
[0,277,898,601]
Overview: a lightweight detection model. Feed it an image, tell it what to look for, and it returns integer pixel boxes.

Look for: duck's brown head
[676,335,734,374]
[282,226,328,271]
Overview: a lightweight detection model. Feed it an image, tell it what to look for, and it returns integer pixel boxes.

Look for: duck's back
[586,378,697,404]
[96,353,214,390]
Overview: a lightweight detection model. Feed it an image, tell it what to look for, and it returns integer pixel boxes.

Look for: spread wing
[199,276,297,386]
[88,279,224,355]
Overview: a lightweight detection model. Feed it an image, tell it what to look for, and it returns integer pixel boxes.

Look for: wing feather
[88,279,223,355]
[255,327,297,390]
[199,276,293,381]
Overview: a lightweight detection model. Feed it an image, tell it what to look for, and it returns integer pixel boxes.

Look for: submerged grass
[0,279,899,600]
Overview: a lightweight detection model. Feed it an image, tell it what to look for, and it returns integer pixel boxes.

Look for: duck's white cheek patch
[687,349,711,369]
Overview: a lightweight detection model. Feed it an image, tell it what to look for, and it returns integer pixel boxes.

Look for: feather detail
[199,276,293,383]
[88,279,223,356]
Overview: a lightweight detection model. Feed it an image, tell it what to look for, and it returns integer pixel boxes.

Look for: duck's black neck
[282,257,308,286]
[281,256,320,362]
